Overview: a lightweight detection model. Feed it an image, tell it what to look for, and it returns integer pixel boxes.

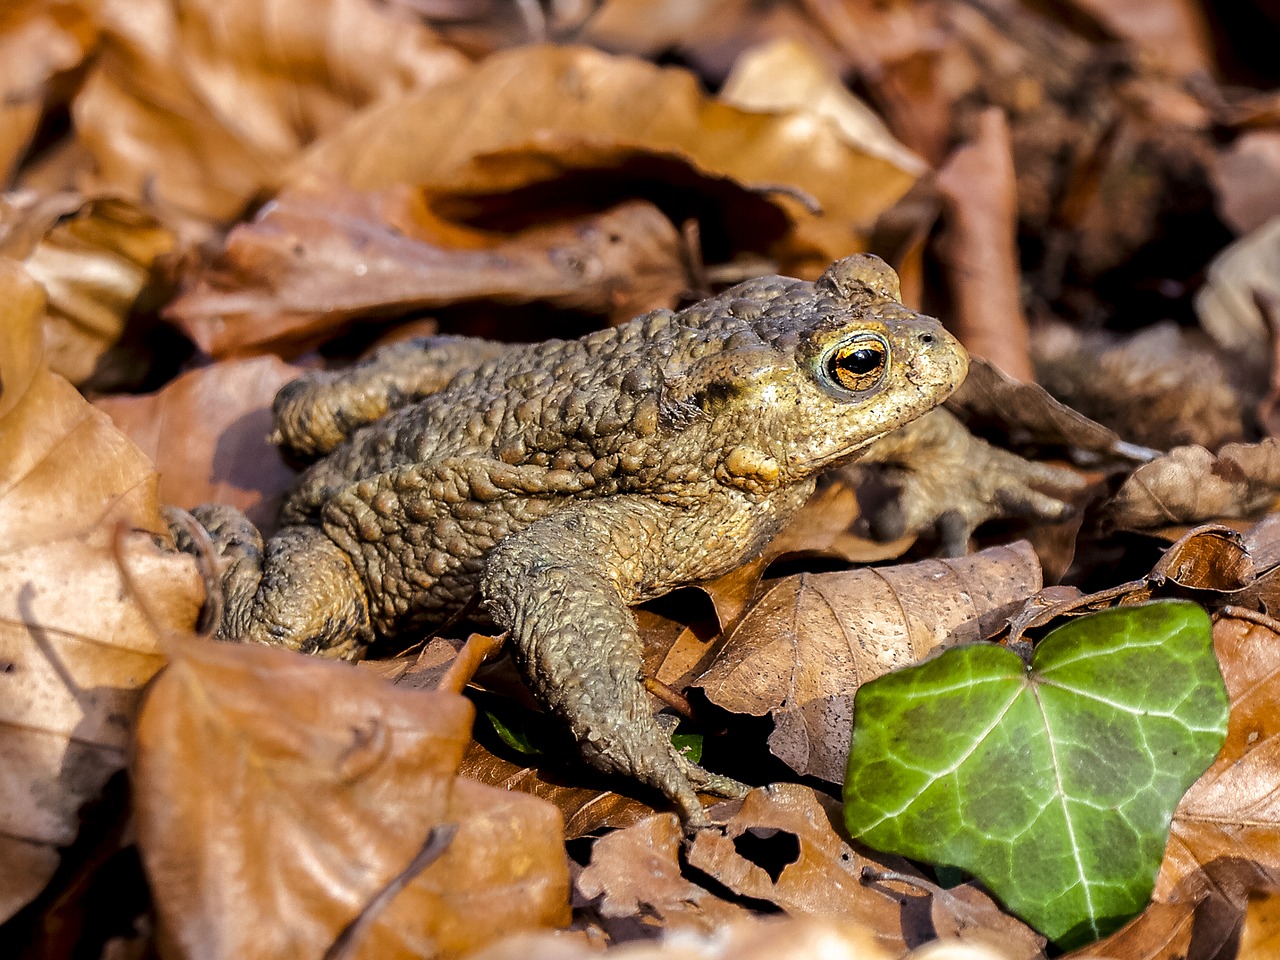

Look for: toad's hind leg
[178,505,373,659]
[272,336,512,460]
[482,500,749,825]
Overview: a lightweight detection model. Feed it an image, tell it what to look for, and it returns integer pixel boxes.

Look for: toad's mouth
[791,429,894,473]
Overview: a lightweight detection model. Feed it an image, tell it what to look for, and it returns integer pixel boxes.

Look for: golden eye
[825,338,888,392]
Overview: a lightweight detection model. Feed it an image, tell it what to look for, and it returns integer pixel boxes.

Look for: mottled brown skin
[185,254,968,824]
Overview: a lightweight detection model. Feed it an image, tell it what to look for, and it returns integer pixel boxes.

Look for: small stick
[643,675,695,720]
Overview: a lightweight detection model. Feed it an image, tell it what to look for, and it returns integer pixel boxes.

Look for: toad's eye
[824,338,888,393]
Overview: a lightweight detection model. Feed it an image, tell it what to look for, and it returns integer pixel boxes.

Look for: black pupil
[843,348,882,374]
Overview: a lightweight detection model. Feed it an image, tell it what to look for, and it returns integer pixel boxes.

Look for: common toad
[182,254,968,823]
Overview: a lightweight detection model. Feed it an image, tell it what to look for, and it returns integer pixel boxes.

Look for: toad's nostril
[920,332,936,344]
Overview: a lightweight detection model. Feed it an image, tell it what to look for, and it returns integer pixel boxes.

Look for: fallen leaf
[1238,890,1280,958]
[1106,441,1280,532]
[844,601,1228,949]
[935,107,1032,382]
[719,37,927,180]
[1154,614,1280,915]
[74,0,469,223]
[696,542,1042,783]
[457,737,654,841]
[95,355,301,532]
[0,258,203,920]
[166,188,687,357]
[0,1,98,185]
[0,192,176,384]
[134,637,570,960]
[575,814,751,935]
[1065,898,1195,960]
[949,357,1154,461]
[1146,524,1257,595]
[292,43,923,275]
[467,915,897,960]
[684,784,1042,958]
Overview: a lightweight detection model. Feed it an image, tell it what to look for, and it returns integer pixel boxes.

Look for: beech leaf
[696,541,1042,783]
[134,637,570,960]
[293,44,923,274]
[0,258,203,920]
[843,600,1229,949]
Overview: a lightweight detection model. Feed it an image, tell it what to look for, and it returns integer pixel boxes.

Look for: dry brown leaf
[575,814,751,935]
[0,1,98,186]
[95,355,301,532]
[1032,321,1249,452]
[468,915,895,960]
[935,107,1032,382]
[948,357,1146,460]
[1155,615,1280,906]
[1106,441,1280,532]
[292,44,923,275]
[1063,898,1194,960]
[166,188,686,357]
[685,784,1042,958]
[1074,611,1280,958]
[457,736,655,842]
[134,636,570,960]
[0,192,175,384]
[1239,890,1280,958]
[73,0,468,223]
[695,542,1042,783]
[719,37,927,181]
[0,257,203,921]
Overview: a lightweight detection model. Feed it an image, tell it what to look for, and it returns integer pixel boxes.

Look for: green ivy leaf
[843,600,1228,950]
[671,732,703,764]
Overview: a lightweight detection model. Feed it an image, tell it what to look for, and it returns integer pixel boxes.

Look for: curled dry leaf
[575,813,751,935]
[1063,898,1195,960]
[95,355,301,532]
[0,258,203,921]
[719,37,927,179]
[457,736,655,841]
[948,356,1150,460]
[1106,441,1280,532]
[1033,321,1250,452]
[74,0,469,223]
[695,542,1042,783]
[292,44,923,275]
[935,107,1032,382]
[133,637,570,960]
[0,1,98,185]
[684,784,1042,958]
[0,192,175,384]
[1125,614,1280,953]
[166,188,687,357]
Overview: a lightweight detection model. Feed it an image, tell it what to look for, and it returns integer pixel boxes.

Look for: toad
[179,254,968,824]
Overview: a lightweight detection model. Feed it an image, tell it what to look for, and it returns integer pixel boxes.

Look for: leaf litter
[8,1,1280,958]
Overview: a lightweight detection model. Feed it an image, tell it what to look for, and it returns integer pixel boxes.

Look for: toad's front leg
[481,498,749,825]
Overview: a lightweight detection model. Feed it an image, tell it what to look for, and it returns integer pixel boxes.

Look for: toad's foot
[172,504,373,659]
[482,498,748,826]
[852,408,1088,556]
